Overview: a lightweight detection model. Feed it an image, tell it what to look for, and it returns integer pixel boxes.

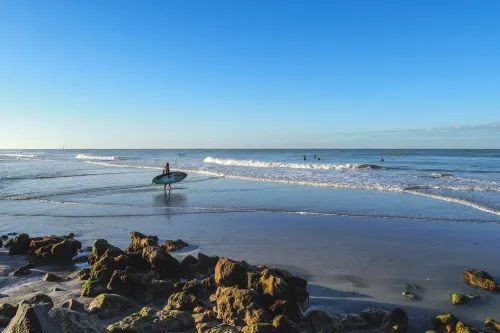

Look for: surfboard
[152,172,188,185]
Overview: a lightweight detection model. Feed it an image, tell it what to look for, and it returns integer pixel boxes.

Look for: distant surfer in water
[303,155,307,161]
[163,163,171,190]
[380,157,384,162]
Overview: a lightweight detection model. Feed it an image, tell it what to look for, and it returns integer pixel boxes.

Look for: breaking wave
[76,154,123,161]
[0,153,36,159]
[203,157,382,170]
[429,173,455,179]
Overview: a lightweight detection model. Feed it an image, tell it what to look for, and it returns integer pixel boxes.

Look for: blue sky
[1,0,499,148]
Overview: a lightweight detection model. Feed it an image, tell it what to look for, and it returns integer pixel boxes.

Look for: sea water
[0,149,499,221]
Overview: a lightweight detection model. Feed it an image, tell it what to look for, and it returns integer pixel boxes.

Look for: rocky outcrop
[155,309,195,332]
[215,257,250,288]
[142,246,180,277]
[273,315,301,333]
[381,308,408,333]
[107,307,194,333]
[106,269,150,302]
[125,232,159,254]
[49,308,105,333]
[241,323,276,333]
[30,236,82,265]
[88,294,133,318]
[78,268,91,280]
[463,270,500,291]
[360,307,389,327]
[431,314,459,333]
[8,233,30,255]
[61,298,85,313]
[215,286,267,326]
[165,291,197,310]
[81,252,130,297]
[306,309,342,333]
[3,303,63,333]
[163,239,189,251]
[107,307,157,332]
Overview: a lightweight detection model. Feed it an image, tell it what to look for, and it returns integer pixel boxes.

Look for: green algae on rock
[451,293,475,305]
[463,269,500,291]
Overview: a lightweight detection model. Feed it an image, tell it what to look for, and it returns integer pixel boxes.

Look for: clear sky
[1,0,499,149]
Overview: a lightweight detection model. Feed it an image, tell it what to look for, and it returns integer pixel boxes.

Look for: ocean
[0,149,499,222]
[2,149,500,329]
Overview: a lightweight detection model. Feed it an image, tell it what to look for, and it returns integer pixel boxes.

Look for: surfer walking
[163,163,171,190]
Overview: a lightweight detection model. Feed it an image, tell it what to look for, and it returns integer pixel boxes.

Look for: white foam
[0,153,36,158]
[203,157,378,170]
[76,154,122,161]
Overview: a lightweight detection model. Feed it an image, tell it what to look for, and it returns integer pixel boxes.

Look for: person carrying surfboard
[163,163,171,189]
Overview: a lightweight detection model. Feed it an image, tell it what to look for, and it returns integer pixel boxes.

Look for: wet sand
[1,211,499,331]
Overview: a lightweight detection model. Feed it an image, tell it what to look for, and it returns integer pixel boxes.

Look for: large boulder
[269,299,302,325]
[81,254,130,296]
[8,233,30,255]
[341,313,369,330]
[21,293,54,311]
[108,308,195,333]
[306,309,342,333]
[31,236,82,265]
[3,303,63,333]
[88,294,133,318]
[49,308,105,333]
[215,257,250,288]
[155,310,195,332]
[106,269,150,302]
[273,314,301,333]
[485,318,500,331]
[463,269,500,291]
[0,303,18,319]
[381,308,408,333]
[142,246,180,277]
[190,253,220,274]
[125,232,159,254]
[215,287,267,326]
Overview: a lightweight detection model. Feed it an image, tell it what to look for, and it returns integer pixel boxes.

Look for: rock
[455,321,483,333]
[4,238,14,248]
[485,318,500,331]
[125,232,159,254]
[192,312,214,324]
[196,322,240,332]
[148,279,174,299]
[381,308,408,333]
[0,304,18,319]
[11,265,32,276]
[451,293,475,305]
[341,313,369,330]
[88,294,133,318]
[215,286,267,326]
[88,239,123,265]
[80,246,93,253]
[273,314,301,333]
[7,232,17,236]
[242,323,276,333]
[49,308,105,333]
[360,307,389,327]
[42,272,63,282]
[166,291,197,310]
[1,235,8,240]
[183,279,204,296]
[259,269,288,299]
[431,314,459,333]
[155,309,195,332]
[3,303,63,333]
[0,314,11,327]
[190,253,219,274]
[463,269,500,291]
[32,238,82,265]
[78,268,91,280]
[163,239,189,251]
[8,233,30,255]
[107,307,157,332]
[0,238,3,248]
[29,235,65,254]
[53,287,64,292]
[81,253,130,296]
[73,255,89,264]
[306,309,342,333]
[215,257,250,288]
[21,293,54,311]
[180,255,198,272]
[142,246,180,277]
[402,290,417,300]
[202,277,217,290]
[106,269,136,297]
[269,299,302,325]
[61,298,85,313]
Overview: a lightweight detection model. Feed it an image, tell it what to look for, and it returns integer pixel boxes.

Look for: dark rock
[341,314,369,330]
[215,257,250,288]
[8,233,30,255]
[107,270,151,303]
[269,299,302,325]
[190,253,219,274]
[0,314,10,327]
[485,318,500,331]
[155,310,195,332]
[79,246,92,253]
[72,255,89,264]
[88,293,133,318]
[242,323,276,333]
[214,286,267,326]
[360,307,389,328]
[81,253,130,296]
[142,246,180,277]
[273,314,301,333]
[463,269,500,291]
[32,238,82,265]
[125,232,159,254]
[163,239,189,251]
[165,291,197,310]
[29,236,64,254]
[88,239,122,265]
[106,307,157,332]
[49,307,105,333]
[202,276,217,290]
[7,232,17,236]
[306,309,342,333]
[53,287,64,292]
[77,268,91,280]
[196,322,240,332]
[0,303,18,319]
[431,314,459,333]
[61,299,85,313]
[4,238,14,248]
[3,303,63,333]
[42,273,63,282]
[183,279,204,296]
[21,293,54,311]
[1,235,8,241]
[381,308,408,333]
[149,279,174,299]
[0,238,3,248]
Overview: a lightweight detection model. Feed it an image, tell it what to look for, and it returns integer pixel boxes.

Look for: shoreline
[0,213,499,332]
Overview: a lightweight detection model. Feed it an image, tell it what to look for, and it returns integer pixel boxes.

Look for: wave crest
[0,153,36,158]
[203,157,381,170]
[429,173,455,179]
[76,154,122,161]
